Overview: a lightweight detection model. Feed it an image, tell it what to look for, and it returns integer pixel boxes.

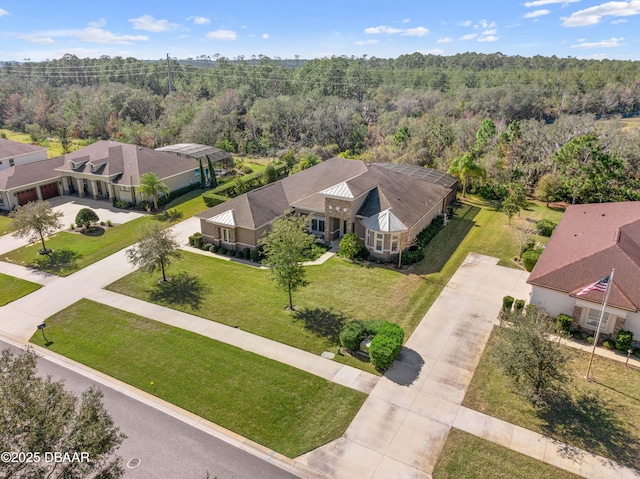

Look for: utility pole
[166,53,173,94]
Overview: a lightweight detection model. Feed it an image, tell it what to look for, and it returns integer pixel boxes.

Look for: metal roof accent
[361,208,407,232]
[155,143,231,161]
[374,163,458,188]
[321,181,354,198]
[206,209,236,226]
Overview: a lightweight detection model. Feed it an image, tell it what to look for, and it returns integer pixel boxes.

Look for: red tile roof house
[0,140,201,211]
[196,158,458,260]
[528,202,640,342]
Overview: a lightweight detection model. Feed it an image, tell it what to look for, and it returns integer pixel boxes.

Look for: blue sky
[0,0,638,61]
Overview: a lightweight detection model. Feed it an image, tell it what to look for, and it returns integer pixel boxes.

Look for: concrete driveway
[47,196,146,228]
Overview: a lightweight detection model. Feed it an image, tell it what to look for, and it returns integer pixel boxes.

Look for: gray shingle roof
[0,156,64,190]
[0,138,48,160]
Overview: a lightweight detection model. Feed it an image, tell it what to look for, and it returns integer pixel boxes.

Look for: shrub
[192,233,203,249]
[556,314,573,335]
[235,250,244,258]
[369,323,404,370]
[615,329,634,353]
[208,244,216,253]
[522,249,542,272]
[106,219,113,227]
[514,299,525,313]
[586,336,595,345]
[536,219,557,237]
[361,319,386,336]
[70,223,75,230]
[212,245,219,253]
[202,191,228,208]
[338,233,366,260]
[226,248,236,256]
[75,208,99,229]
[250,249,260,262]
[339,321,366,351]
[263,164,278,184]
[602,339,615,349]
[477,182,509,201]
[634,348,640,358]
[502,295,514,312]
[401,247,425,265]
[113,200,132,209]
[203,243,213,251]
[218,247,227,256]
[242,247,250,259]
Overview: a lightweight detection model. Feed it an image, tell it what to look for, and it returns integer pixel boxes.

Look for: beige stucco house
[528,202,640,341]
[0,140,201,211]
[0,138,48,172]
[196,158,458,260]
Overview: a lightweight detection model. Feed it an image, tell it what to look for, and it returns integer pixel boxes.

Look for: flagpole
[586,268,615,380]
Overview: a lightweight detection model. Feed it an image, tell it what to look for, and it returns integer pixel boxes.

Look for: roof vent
[602,213,606,217]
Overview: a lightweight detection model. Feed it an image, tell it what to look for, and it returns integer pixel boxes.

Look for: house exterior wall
[530,286,575,318]
[0,150,48,172]
[624,311,640,338]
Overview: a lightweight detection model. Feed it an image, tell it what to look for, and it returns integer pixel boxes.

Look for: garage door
[17,188,38,205]
[40,182,59,200]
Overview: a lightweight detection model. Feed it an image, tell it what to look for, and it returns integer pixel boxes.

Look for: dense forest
[1,52,640,204]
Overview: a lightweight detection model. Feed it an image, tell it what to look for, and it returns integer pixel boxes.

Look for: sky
[0,0,638,62]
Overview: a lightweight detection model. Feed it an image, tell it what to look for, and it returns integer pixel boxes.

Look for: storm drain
[127,458,141,469]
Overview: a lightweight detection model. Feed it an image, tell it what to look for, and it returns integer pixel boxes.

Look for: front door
[342,220,348,237]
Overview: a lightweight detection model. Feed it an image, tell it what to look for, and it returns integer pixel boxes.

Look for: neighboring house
[0,138,48,172]
[196,158,458,260]
[528,202,640,340]
[0,140,201,210]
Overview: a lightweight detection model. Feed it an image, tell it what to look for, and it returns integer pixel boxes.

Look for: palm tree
[138,172,170,210]
[448,153,486,198]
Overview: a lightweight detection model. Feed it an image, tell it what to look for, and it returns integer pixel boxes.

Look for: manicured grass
[0,273,40,305]
[0,191,209,277]
[463,328,640,469]
[0,128,86,157]
[0,214,12,236]
[30,299,366,458]
[432,428,582,479]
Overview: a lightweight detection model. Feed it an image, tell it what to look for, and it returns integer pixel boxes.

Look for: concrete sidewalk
[297,253,531,479]
[454,407,640,479]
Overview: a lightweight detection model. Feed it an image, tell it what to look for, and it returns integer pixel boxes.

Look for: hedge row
[401,215,445,265]
[202,192,229,208]
[339,319,404,370]
[211,163,288,198]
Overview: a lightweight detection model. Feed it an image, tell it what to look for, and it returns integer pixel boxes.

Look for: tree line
[1,52,640,204]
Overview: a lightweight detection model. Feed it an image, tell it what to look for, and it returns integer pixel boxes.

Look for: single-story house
[196,158,458,260]
[528,202,640,340]
[0,140,202,210]
[0,138,48,172]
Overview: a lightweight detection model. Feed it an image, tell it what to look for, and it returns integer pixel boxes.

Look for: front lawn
[463,328,640,470]
[30,299,366,458]
[0,214,12,236]
[0,273,40,305]
[432,428,582,479]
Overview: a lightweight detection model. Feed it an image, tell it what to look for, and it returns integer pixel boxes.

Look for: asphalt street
[0,340,300,479]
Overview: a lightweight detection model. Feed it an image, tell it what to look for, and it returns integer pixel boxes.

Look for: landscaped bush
[369,323,404,370]
[250,249,260,262]
[113,200,133,209]
[536,219,557,237]
[602,339,615,349]
[556,314,573,335]
[202,191,228,208]
[218,247,227,256]
[477,182,509,201]
[338,233,366,260]
[514,299,525,313]
[615,329,634,353]
[339,321,366,351]
[502,295,514,312]
[235,250,244,258]
[157,183,201,207]
[226,248,236,256]
[208,244,216,253]
[203,243,213,251]
[242,248,250,259]
[522,249,542,272]
[190,233,203,249]
[75,208,99,229]
[586,335,595,345]
[401,247,425,265]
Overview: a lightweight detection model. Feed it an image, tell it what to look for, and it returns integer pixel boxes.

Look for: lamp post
[626,349,633,367]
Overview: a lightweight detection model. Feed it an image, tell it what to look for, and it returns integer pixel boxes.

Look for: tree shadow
[154,209,183,222]
[538,387,639,468]
[149,272,207,311]
[385,347,425,386]
[292,307,349,342]
[32,249,80,274]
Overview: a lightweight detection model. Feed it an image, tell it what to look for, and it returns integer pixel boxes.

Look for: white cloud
[458,20,472,26]
[478,35,499,42]
[88,18,106,28]
[524,9,550,18]
[355,39,379,45]
[483,29,497,35]
[207,29,237,41]
[563,0,640,27]
[364,25,428,36]
[477,20,496,29]
[0,8,8,17]
[364,25,402,34]
[611,18,628,23]
[129,15,179,32]
[403,18,410,23]
[524,0,579,6]
[402,26,429,36]
[571,36,625,47]
[437,37,453,43]
[17,34,55,44]
[262,33,269,39]
[420,48,444,55]
[77,27,148,44]
[187,16,211,25]
[460,33,479,40]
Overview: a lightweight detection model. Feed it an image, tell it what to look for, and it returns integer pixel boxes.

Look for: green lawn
[0,128,86,158]
[30,299,366,458]
[0,214,12,236]
[432,428,582,479]
[0,273,40,305]
[1,191,209,277]
[463,328,640,470]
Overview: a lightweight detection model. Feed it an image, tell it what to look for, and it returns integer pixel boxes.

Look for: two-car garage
[15,182,60,206]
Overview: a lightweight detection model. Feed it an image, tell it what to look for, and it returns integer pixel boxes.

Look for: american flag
[576,275,610,296]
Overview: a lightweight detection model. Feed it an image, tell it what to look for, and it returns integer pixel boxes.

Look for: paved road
[0,340,300,479]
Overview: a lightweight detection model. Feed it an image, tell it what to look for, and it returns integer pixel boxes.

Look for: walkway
[454,407,640,479]
[297,253,531,479]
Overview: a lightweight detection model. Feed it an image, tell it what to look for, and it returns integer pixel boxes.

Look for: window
[390,235,399,253]
[375,233,384,252]
[311,218,325,232]
[9,159,14,167]
[119,186,129,192]
[194,168,200,177]
[221,228,231,242]
[366,230,370,247]
[586,308,610,331]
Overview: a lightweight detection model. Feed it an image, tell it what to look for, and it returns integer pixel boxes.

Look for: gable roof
[0,156,64,190]
[528,202,640,311]
[55,140,197,186]
[197,157,453,232]
[361,209,407,232]
[0,138,48,160]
